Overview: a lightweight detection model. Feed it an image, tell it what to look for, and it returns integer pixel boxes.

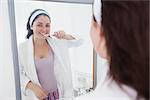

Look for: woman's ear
[97,25,108,59]
[94,20,104,36]
[99,27,104,38]
[99,29,108,59]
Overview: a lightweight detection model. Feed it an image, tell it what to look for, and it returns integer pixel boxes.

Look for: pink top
[35,46,59,100]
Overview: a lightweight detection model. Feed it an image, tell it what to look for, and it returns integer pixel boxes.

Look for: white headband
[29,10,50,27]
[93,0,101,25]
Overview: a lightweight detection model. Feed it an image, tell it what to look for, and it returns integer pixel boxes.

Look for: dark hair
[26,9,51,39]
[100,0,149,99]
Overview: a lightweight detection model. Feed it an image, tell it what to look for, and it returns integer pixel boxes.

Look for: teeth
[40,33,45,35]
[39,33,49,37]
[44,34,49,37]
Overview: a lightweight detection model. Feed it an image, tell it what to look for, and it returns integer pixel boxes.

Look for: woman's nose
[40,27,47,34]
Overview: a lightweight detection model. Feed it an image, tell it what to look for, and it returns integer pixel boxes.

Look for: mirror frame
[8,0,22,100]
[10,0,97,99]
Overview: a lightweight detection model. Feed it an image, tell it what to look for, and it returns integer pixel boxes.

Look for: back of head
[101,0,149,99]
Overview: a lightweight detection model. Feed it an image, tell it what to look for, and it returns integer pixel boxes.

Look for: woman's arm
[53,30,75,40]
[52,30,83,48]
[18,45,47,100]
[26,81,48,100]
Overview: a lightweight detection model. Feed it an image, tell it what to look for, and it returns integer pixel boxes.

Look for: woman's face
[90,18,107,59]
[31,15,51,39]
[90,18,101,54]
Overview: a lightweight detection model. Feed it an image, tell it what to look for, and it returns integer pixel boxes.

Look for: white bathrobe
[75,57,138,100]
[18,36,82,100]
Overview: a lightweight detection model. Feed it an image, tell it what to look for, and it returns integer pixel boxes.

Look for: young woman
[18,9,82,100]
[76,0,149,100]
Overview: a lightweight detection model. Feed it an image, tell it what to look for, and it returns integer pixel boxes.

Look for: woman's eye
[46,25,50,27]
[37,24,42,27]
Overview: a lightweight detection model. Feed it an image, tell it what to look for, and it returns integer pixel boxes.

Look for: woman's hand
[26,81,48,100]
[53,30,75,40]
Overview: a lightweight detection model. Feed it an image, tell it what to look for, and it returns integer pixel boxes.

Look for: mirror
[14,0,95,99]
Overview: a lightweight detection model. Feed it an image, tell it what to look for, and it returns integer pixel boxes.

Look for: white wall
[0,0,16,100]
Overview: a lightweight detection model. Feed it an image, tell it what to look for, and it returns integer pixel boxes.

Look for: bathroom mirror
[14,0,96,98]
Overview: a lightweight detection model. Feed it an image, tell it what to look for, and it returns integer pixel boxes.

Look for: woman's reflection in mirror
[18,9,82,100]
